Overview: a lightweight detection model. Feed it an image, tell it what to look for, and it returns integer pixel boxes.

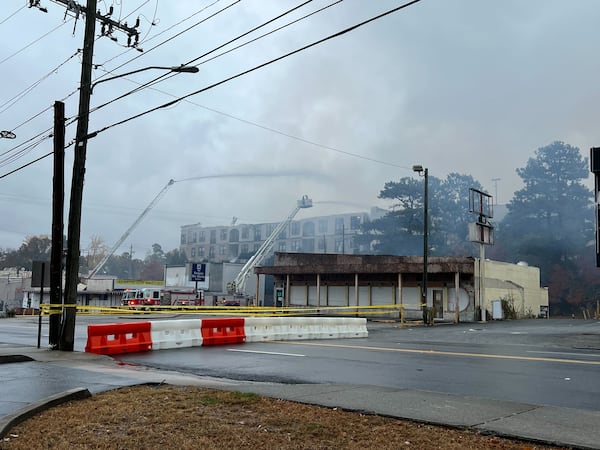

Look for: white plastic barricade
[150,319,203,350]
[244,317,368,341]
[244,317,292,342]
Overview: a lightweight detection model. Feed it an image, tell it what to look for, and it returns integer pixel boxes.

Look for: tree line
[0,239,186,281]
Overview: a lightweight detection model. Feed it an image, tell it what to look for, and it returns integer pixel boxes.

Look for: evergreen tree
[358,173,483,256]
[497,141,594,314]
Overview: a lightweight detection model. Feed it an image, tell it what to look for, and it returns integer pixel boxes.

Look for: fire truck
[121,288,203,309]
[121,288,162,308]
[162,288,204,306]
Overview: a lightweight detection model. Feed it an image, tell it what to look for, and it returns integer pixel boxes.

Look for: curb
[0,355,34,365]
[0,388,91,439]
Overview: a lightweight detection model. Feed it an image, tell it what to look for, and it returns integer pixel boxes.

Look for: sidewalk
[1,343,599,449]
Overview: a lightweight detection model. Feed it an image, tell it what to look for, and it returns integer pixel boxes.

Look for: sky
[1,0,599,259]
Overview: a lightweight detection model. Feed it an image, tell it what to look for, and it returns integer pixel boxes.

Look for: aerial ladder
[87,179,176,279]
[232,195,312,297]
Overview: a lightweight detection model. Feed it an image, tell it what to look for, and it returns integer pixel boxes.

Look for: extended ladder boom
[234,195,312,295]
[87,179,175,279]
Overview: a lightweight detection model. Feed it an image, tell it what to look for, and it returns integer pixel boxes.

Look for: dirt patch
[1,385,566,449]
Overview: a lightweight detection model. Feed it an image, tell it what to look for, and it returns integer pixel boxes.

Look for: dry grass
[1,385,566,450]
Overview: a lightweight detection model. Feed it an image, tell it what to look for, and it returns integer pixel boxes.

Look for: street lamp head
[91,64,199,93]
[412,164,423,173]
[170,65,199,73]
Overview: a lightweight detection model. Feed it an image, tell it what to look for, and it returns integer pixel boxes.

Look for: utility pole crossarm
[51,0,139,39]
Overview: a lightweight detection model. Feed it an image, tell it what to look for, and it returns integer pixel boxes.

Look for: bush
[500,295,518,320]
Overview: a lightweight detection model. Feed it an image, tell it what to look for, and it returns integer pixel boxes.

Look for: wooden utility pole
[38,0,140,351]
[60,0,97,351]
[49,101,65,348]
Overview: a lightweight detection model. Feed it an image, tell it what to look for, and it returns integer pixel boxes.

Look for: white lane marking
[527,350,600,358]
[227,349,306,357]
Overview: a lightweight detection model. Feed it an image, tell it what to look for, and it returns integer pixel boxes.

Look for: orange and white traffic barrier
[85,317,368,355]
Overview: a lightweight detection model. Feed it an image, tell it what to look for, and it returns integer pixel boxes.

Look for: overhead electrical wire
[90,0,321,113]
[88,0,397,168]
[0,50,80,116]
[0,4,26,26]
[0,127,54,160]
[1,1,421,179]
[0,1,236,167]
[0,147,53,180]
[83,0,412,172]
[0,134,53,179]
[87,1,422,157]
[28,0,233,113]
[8,105,54,133]
[0,18,72,67]
[44,0,307,128]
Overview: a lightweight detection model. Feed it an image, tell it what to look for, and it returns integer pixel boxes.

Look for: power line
[0,19,71,67]
[0,123,53,156]
[1,1,421,179]
[85,0,412,169]
[8,105,54,133]
[90,0,319,110]
[0,4,26,26]
[0,140,53,179]
[0,51,80,115]
[88,0,422,147]
[0,0,302,172]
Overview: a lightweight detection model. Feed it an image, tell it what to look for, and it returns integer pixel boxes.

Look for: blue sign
[190,263,206,282]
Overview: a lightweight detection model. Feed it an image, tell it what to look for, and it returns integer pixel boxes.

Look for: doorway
[433,290,443,318]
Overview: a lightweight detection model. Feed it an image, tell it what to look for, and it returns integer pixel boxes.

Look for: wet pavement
[1,342,599,449]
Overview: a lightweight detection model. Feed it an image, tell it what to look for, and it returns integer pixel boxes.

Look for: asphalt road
[2,316,599,412]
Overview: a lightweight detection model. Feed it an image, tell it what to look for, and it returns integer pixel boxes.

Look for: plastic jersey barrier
[84,317,369,354]
[151,319,203,350]
[200,317,246,345]
[85,322,152,355]
[243,317,368,342]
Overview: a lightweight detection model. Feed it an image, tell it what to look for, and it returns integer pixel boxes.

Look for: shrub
[500,295,518,320]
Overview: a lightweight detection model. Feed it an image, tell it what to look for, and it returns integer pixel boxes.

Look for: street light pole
[413,165,428,324]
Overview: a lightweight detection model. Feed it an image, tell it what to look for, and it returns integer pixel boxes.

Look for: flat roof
[255,253,475,275]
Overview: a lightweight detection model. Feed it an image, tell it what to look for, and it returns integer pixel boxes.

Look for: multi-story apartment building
[180,209,383,263]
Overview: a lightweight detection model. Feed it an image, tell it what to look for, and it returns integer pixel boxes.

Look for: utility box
[492,300,503,320]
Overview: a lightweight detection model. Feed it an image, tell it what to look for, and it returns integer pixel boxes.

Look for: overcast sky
[1,0,599,258]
